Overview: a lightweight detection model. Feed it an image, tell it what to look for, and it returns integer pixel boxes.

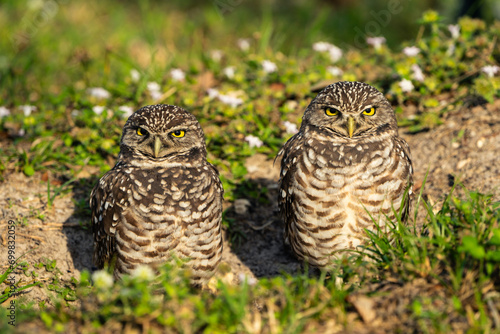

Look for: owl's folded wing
[90,167,129,269]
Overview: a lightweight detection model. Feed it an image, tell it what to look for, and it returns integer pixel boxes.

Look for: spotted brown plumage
[277,81,413,268]
[90,104,223,284]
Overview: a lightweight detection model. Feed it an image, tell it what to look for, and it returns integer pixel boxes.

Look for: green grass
[3,185,498,332]
[0,0,499,332]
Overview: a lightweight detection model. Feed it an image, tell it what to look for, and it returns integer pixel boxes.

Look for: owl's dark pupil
[174,130,181,136]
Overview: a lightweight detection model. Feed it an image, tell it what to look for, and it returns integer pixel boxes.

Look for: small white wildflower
[481,65,500,78]
[283,121,298,134]
[402,46,420,57]
[147,82,163,100]
[130,69,140,82]
[411,64,425,82]
[262,60,277,74]
[312,42,343,62]
[87,87,111,100]
[118,105,134,118]
[131,265,155,281]
[448,24,460,39]
[218,94,243,108]
[147,81,161,92]
[328,45,343,62]
[170,68,185,82]
[245,135,263,148]
[223,66,235,79]
[0,106,11,118]
[210,50,223,62]
[399,79,414,92]
[92,105,106,115]
[92,270,114,289]
[366,36,386,50]
[237,38,250,51]
[150,90,163,101]
[312,41,334,52]
[18,129,26,137]
[20,105,36,117]
[207,88,220,99]
[71,109,80,117]
[327,66,343,76]
[238,273,257,286]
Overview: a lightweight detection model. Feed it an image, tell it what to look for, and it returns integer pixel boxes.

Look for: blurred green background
[2,0,499,98]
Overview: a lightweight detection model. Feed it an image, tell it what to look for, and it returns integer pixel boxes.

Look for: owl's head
[302,81,398,138]
[120,104,207,164]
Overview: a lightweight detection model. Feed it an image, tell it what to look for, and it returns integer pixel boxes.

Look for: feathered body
[277,81,412,268]
[90,104,223,284]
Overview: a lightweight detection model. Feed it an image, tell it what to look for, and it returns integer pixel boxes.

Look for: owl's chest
[292,140,394,188]
[122,166,214,217]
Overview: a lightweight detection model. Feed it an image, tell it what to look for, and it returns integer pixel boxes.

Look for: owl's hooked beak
[153,136,162,158]
[347,117,356,138]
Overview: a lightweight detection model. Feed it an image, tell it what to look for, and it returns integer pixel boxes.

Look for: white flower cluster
[118,105,134,118]
[481,65,499,78]
[131,264,156,281]
[448,24,460,39]
[223,66,235,79]
[238,273,257,286]
[130,69,140,82]
[399,79,414,92]
[402,46,420,57]
[147,81,163,101]
[244,135,263,148]
[92,270,114,290]
[312,42,343,62]
[366,37,386,50]
[20,105,36,116]
[206,89,243,108]
[92,106,107,115]
[327,66,343,76]
[283,121,298,134]
[87,87,111,100]
[170,68,185,82]
[261,60,277,73]
[411,64,425,82]
[210,50,223,62]
[0,106,10,118]
[237,38,250,51]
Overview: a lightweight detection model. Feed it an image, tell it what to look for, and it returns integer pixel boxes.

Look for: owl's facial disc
[303,82,399,139]
[123,122,197,159]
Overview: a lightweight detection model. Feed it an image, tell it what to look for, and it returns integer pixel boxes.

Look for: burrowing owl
[277,81,412,268]
[90,104,223,284]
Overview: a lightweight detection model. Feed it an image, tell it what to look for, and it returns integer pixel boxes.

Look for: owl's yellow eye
[136,127,148,136]
[362,107,376,116]
[171,130,185,138]
[325,107,339,116]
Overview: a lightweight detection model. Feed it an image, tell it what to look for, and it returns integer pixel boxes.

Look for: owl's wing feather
[90,165,129,268]
[394,136,413,223]
[277,133,303,245]
[208,162,224,195]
